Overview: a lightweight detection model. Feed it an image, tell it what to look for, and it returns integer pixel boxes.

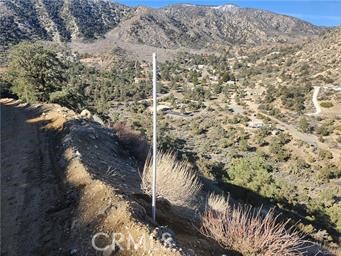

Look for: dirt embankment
[1,99,228,256]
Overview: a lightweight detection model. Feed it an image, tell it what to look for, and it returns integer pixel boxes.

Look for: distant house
[271,129,282,135]
[148,105,171,113]
[210,75,219,81]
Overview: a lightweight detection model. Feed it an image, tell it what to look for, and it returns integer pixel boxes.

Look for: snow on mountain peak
[211,4,239,12]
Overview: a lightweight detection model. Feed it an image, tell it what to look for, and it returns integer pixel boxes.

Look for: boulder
[80,109,92,119]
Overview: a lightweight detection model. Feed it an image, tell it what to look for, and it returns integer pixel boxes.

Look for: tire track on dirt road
[1,101,71,256]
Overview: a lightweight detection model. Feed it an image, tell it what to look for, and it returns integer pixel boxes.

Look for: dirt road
[1,101,70,255]
[245,100,341,158]
[307,86,321,116]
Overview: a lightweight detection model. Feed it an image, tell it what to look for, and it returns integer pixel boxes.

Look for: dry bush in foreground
[207,193,229,213]
[142,152,202,206]
[111,123,150,165]
[201,204,307,256]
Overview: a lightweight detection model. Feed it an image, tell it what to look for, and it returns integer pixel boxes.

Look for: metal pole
[152,52,157,222]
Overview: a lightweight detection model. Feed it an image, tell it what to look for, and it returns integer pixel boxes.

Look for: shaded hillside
[0,0,51,46]
[0,0,131,46]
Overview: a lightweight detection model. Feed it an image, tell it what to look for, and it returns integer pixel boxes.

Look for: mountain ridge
[0,0,322,49]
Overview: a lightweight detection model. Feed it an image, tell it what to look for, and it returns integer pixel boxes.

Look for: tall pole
[152,52,157,222]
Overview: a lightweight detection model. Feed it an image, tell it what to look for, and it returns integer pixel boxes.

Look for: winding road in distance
[307,86,321,116]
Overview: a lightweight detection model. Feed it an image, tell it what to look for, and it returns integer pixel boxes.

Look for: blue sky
[117,0,341,26]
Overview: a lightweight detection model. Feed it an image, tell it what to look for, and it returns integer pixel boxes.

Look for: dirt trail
[307,86,321,116]
[1,101,70,256]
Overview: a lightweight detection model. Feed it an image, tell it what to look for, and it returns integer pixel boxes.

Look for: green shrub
[227,155,278,198]
[318,149,333,160]
[326,204,341,232]
[298,117,312,133]
[269,140,291,162]
[320,101,334,108]
[317,165,341,181]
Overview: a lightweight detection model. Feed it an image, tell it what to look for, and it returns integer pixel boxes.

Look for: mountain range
[0,0,322,49]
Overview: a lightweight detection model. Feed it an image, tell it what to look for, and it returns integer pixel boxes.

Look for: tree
[7,42,67,102]
[227,155,277,198]
[298,117,311,133]
[316,122,333,137]
[220,72,234,83]
[213,83,222,94]
[209,161,225,180]
[269,140,291,162]
[189,70,199,85]
[238,138,249,151]
[93,80,111,114]
[49,56,87,111]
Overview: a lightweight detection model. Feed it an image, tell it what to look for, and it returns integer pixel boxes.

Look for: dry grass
[201,204,307,256]
[329,246,341,256]
[207,193,229,213]
[142,152,202,207]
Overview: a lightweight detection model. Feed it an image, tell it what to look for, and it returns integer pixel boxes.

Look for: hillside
[112,4,320,48]
[0,0,321,49]
[0,0,131,46]
[236,27,341,122]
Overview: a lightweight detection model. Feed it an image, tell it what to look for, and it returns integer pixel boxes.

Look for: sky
[118,0,341,26]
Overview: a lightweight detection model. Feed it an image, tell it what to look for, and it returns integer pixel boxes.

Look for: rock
[70,248,78,255]
[75,150,81,157]
[93,114,105,125]
[151,226,179,249]
[80,109,92,119]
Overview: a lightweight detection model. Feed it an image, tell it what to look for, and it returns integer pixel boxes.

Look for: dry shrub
[112,123,150,165]
[201,204,307,256]
[329,246,341,256]
[142,152,202,207]
[207,193,229,213]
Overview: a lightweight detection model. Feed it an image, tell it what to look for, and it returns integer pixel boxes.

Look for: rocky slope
[114,4,321,48]
[1,0,321,48]
[0,0,131,46]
